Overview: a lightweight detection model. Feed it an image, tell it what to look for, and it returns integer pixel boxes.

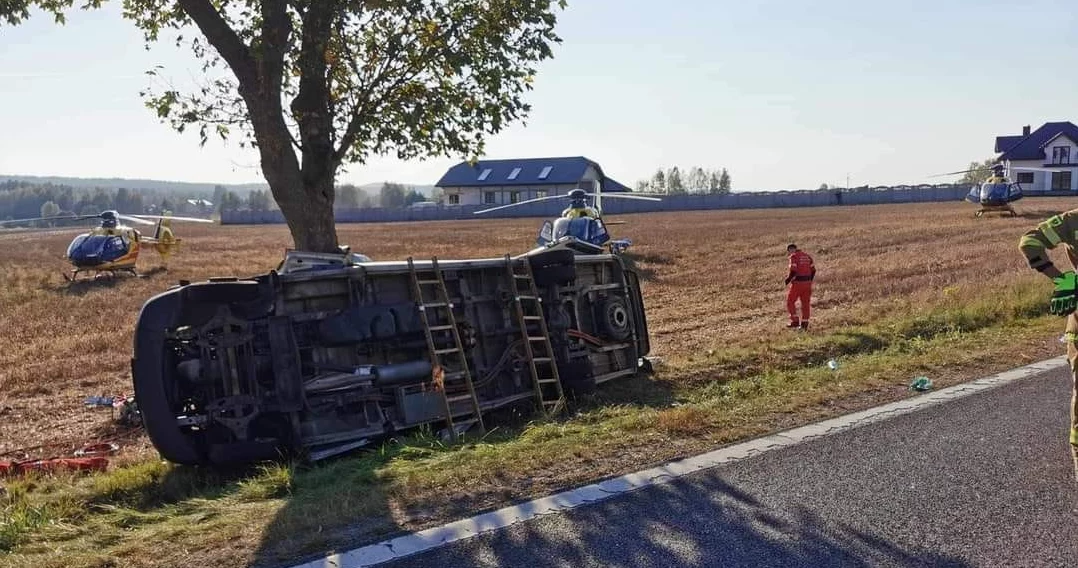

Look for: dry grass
[1,197,1076,567]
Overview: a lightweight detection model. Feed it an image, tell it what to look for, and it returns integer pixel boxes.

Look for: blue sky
[1,0,1077,190]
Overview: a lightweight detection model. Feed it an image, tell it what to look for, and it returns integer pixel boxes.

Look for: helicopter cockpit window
[66,235,89,258]
[980,183,1011,202]
[102,235,128,254]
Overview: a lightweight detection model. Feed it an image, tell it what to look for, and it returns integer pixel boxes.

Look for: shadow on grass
[48,273,142,296]
[1013,208,1065,220]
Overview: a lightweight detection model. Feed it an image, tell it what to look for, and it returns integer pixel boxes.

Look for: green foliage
[403,188,426,206]
[666,166,685,194]
[38,200,60,218]
[379,182,407,208]
[123,0,568,162]
[958,158,997,185]
[638,166,731,194]
[718,167,731,192]
[335,183,371,209]
[0,179,219,222]
[2,0,568,251]
[218,190,243,212]
[649,169,665,193]
[246,189,272,211]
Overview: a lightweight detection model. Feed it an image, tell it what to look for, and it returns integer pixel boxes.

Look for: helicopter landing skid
[975,204,1017,218]
[63,267,139,282]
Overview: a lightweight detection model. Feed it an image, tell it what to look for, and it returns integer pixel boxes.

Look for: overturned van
[131,245,651,465]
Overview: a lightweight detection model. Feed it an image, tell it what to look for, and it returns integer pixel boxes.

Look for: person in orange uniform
[1018,210,1078,482]
[785,244,816,330]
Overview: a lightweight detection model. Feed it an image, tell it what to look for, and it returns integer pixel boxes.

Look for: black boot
[800,321,809,331]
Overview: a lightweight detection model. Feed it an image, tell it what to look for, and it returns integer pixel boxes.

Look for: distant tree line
[0,180,220,223]
[2,179,439,225]
[635,166,731,195]
[335,182,437,210]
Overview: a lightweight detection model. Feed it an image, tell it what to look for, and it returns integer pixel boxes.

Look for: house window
[483,191,496,204]
[478,168,492,181]
[508,167,521,180]
[448,194,460,205]
[1016,172,1034,184]
[538,166,552,180]
[1052,146,1071,165]
[510,191,521,203]
[1052,171,1073,190]
[536,190,548,199]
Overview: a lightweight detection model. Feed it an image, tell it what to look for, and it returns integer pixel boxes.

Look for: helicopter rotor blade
[1009,166,1069,173]
[583,193,662,202]
[473,195,569,215]
[130,214,215,223]
[926,167,999,178]
[0,215,73,226]
[115,214,157,226]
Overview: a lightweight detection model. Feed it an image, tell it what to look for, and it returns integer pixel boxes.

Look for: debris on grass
[909,376,933,391]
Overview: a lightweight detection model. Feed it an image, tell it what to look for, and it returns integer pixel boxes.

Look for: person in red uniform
[785,244,816,330]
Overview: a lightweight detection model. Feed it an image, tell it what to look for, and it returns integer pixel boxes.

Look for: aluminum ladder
[504,254,565,415]
[407,256,484,439]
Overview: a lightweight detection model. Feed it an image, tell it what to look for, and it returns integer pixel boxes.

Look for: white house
[434,156,631,206]
[996,121,1078,191]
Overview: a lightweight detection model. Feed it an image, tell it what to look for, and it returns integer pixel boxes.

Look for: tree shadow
[368,473,973,568]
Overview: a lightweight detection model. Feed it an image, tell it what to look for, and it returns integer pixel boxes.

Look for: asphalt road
[380,367,1078,568]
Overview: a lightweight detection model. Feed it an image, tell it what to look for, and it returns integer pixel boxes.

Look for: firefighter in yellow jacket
[1019,210,1078,481]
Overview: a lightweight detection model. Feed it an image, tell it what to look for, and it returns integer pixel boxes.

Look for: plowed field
[1,198,1074,459]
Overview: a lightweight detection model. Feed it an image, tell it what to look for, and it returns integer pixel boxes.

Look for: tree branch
[176,0,259,89]
[334,15,464,162]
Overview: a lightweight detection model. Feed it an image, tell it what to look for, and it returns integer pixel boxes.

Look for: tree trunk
[252,112,341,254]
[274,171,340,254]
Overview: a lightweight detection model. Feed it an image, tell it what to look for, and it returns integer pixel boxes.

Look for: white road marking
[291,356,1069,568]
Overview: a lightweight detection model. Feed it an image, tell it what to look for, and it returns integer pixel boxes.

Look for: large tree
[3,0,566,252]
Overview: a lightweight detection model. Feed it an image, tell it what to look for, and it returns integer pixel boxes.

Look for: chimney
[1023,125,1031,136]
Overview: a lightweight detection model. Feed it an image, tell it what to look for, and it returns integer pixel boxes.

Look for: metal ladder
[504,254,565,415]
[407,256,484,440]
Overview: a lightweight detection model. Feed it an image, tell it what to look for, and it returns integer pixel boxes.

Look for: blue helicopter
[931,163,1065,217]
[473,187,661,254]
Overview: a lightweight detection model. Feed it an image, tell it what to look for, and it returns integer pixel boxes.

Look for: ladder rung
[527,336,547,342]
[435,348,461,355]
[428,325,456,331]
[532,357,552,363]
[523,316,543,321]
[514,274,531,279]
[538,379,560,385]
[416,279,442,285]
[423,302,451,308]
[444,371,467,380]
[446,394,474,403]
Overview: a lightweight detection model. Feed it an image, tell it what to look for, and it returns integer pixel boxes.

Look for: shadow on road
[373,473,972,568]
